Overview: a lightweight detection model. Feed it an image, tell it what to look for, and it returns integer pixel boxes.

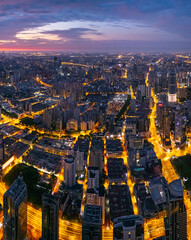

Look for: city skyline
[0,50,190,239]
[0,0,191,239]
[0,0,191,52]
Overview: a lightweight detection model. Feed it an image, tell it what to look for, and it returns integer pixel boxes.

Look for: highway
[155,58,163,64]
[146,69,191,239]
[145,72,149,87]
[176,55,189,59]
[80,102,95,116]
[61,62,93,68]
[121,121,139,215]
[128,79,165,239]
[35,77,53,88]
[85,91,129,96]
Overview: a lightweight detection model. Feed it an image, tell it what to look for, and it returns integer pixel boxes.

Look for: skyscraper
[89,138,104,173]
[3,174,27,240]
[63,155,76,187]
[0,135,4,162]
[86,186,105,224]
[174,106,187,146]
[161,107,171,147]
[82,205,102,240]
[43,109,52,129]
[54,56,58,69]
[113,215,144,240]
[87,166,99,189]
[165,179,187,240]
[168,70,177,103]
[10,71,14,84]
[42,193,59,240]
[89,147,104,173]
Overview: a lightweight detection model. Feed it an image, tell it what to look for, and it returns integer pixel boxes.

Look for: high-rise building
[128,135,144,150]
[72,136,90,175]
[10,71,14,84]
[0,135,4,162]
[42,193,59,240]
[88,120,95,130]
[80,121,87,131]
[109,185,134,221]
[72,149,84,174]
[113,215,144,240]
[87,166,99,189]
[165,179,187,240]
[55,118,62,132]
[168,70,177,103]
[89,148,103,173]
[174,106,186,146]
[54,56,58,69]
[146,85,151,99]
[136,89,142,103]
[63,155,76,187]
[138,117,149,134]
[82,205,102,240]
[86,186,105,224]
[161,107,171,146]
[3,174,27,240]
[43,109,52,129]
[66,119,78,131]
[157,101,165,129]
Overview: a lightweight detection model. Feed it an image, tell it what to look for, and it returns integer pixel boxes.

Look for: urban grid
[0,1,190,240]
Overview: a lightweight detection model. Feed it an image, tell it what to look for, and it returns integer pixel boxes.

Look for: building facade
[42,193,59,240]
[63,155,76,187]
[3,174,27,240]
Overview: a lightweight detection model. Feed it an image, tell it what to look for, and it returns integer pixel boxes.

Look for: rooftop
[83,204,102,224]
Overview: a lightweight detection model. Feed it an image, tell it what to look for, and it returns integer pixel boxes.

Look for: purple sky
[0,0,190,52]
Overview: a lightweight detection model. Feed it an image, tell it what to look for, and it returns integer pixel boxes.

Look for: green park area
[20,117,37,127]
[115,95,131,123]
[172,154,191,190]
[3,163,55,207]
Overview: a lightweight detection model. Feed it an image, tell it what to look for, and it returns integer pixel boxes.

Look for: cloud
[0,40,16,43]
[16,32,62,41]
[15,21,104,41]
[0,40,16,45]
[0,0,190,51]
[24,10,51,14]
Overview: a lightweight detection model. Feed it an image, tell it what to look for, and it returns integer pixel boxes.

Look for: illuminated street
[0,0,189,239]
[0,50,190,240]
[147,73,191,240]
[0,179,113,240]
[121,120,138,215]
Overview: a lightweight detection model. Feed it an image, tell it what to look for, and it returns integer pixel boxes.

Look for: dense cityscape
[0,0,191,239]
[0,52,190,239]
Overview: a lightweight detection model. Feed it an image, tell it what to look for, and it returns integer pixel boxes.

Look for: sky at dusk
[0,0,191,52]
